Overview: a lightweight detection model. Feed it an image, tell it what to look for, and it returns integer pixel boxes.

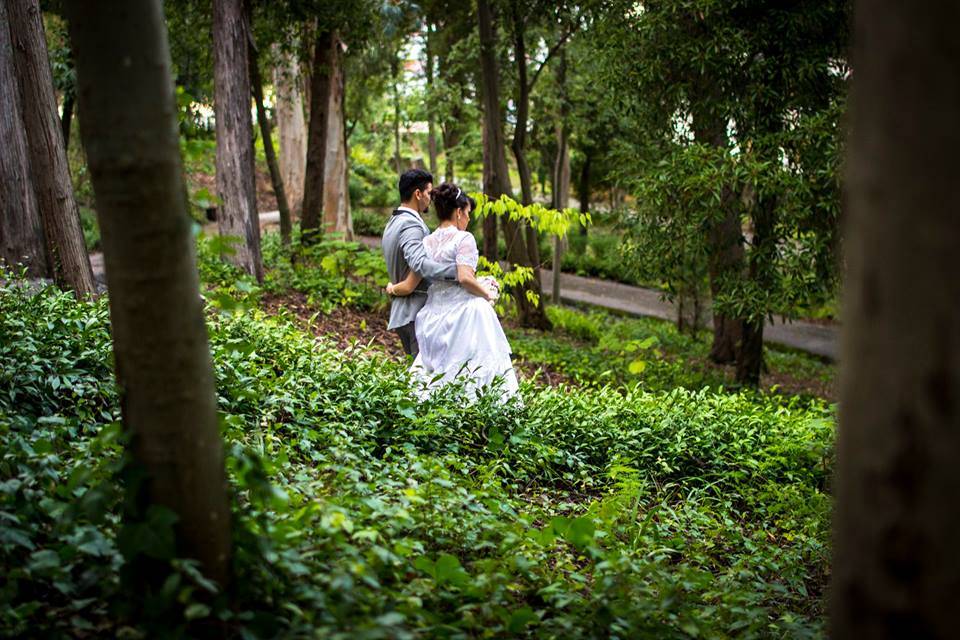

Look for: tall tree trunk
[212,0,262,281]
[0,0,47,277]
[67,0,232,588]
[391,52,402,175]
[442,124,457,183]
[691,96,745,365]
[508,2,545,288]
[7,0,94,295]
[707,195,744,363]
[577,148,591,236]
[248,28,292,246]
[323,34,351,239]
[477,0,550,330]
[272,45,307,217]
[300,29,333,243]
[425,22,438,177]
[476,68,498,261]
[735,193,774,386]
[551,49,571,305]
[833,2,960,636]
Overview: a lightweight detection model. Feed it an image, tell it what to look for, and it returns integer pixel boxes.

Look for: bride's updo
[431,182,473,221]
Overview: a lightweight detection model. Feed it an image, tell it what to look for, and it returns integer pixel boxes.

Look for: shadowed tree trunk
[67,0,232,588]
[735,191,774,386]
[273,45,307,216]
[0,0,47,277]
[425,22,438,177]
[247,25,292,245]
[442,123,458,183]
[577,148,591,236]
[833,2,960,636]
[691,94,745,366]
[551,48,571,305]
[213,0,263,281]
[391,52,402,175]
[477,0,550,330]
[323,34,351,239]
[7,0,94,295]
[300,29,333,243]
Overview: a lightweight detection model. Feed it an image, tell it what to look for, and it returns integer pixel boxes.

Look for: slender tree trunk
[577,148,591,236]
[425,22,438,177]
[735,193,774,386]
[707,196,744,363]
[0,0,47,277]
[7,0,94,295]
[833,3,960,636]
[691,96,745,365]
[478,0,550,330]
[248,30,292,245]
[442,124,457,183]
[551,49,571,305]
[272,45,307,216]
[508,3,545,286]
[300,29,333,242]
[475,71,498,259]
[67,0,232,588]
[212,0,262,281]
[323,34,351,239]
[391,52,402,175]
[60,92,74,152]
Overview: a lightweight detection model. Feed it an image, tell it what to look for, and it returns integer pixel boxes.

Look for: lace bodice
[421,227,479,308]
[422,226,479,269]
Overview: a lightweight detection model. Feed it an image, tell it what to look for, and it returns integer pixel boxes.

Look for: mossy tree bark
[832,1,960,635]
[7,0,94,295]
[213,0,263,281]
[0,0,46,277]
[66,0,232,588]
[300,29,333,243]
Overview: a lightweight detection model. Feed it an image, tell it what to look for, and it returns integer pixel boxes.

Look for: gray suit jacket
[382,208,457,330]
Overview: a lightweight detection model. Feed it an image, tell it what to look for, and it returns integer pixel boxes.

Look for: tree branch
[528,21,580,92]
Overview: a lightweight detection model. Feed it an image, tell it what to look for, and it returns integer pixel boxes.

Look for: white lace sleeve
[455,232,480,269]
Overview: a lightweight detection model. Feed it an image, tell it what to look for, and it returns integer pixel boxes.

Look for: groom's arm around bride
[381,169,456,356]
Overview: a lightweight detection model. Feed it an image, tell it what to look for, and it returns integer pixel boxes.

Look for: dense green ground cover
[508,307,836,401]
[1,261,834,638]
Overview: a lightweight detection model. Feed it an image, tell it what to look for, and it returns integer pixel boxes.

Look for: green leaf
[508,607,538,633]
[185,603,211,620]
[628,359,647,375]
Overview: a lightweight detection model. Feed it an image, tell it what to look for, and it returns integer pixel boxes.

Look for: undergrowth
[0,272,834,638]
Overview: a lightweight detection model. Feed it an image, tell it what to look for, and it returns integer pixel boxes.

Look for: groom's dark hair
[398,169,433,201]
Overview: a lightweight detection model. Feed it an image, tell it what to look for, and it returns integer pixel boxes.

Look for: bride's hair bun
[432,182,471,221]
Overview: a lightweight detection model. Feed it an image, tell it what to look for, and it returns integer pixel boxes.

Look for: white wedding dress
[411,226,519,400]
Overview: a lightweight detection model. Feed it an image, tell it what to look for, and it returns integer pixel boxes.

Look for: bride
[386,182,519,400]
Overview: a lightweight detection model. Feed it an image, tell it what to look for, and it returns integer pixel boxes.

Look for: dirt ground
[260,290,575,388]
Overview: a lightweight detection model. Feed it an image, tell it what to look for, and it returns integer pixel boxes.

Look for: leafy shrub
[351,208,390,237]
[510,305,836,402]
[260,230,388,312]
[349,146,395,208]
[0,276,834,638]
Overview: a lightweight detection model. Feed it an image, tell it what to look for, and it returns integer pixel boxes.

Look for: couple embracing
[381,169,519,400]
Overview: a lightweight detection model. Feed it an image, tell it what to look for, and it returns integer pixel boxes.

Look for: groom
[382,169,457,357]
